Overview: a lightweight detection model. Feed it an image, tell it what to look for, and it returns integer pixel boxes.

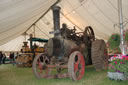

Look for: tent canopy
[0,0,128,51]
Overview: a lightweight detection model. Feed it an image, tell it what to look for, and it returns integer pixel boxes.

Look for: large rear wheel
[91,39,108,71]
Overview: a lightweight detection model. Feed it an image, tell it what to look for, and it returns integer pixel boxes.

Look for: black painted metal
[52,6,61,37]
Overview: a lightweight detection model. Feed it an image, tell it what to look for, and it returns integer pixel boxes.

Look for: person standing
[9,52,14,65]
[2,54,6,64]
[0,51,3,65]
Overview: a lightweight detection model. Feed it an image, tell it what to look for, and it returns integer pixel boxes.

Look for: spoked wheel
[68,51,85,81]
[83,26,95,46]
[32,53,51,79]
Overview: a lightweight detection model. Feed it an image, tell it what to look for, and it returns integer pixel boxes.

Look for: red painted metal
[34,55,51,78]
[68,51,85,80]
[74,53,85,80]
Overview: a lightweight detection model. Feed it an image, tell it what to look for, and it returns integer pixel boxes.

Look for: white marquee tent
[0,0,128,51]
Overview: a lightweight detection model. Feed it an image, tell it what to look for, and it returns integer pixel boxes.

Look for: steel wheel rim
[74,53,85,80]
[68,51,85,81]
[33,53,50,79]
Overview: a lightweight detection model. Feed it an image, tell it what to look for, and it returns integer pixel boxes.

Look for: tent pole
[118,0,125,55]
[25,32,26,41]
[33,24,35,37]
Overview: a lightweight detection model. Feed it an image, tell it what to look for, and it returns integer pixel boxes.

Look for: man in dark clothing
[0,51,3,65]
[9,52,15,65]
[2,54,6,64]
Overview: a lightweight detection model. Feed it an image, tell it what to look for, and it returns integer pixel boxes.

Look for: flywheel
[83,26,95,65]
[83,26,95,47]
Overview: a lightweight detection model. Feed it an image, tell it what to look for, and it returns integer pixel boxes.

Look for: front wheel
[68,51,85,81]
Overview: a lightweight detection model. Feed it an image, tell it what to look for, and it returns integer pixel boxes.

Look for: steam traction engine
[16,36,46,67]
[32,6,108,81]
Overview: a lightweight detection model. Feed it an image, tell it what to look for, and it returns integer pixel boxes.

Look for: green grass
[0,64,128,85]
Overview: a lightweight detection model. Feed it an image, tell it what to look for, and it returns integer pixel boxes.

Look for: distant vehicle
[15,37,48,67]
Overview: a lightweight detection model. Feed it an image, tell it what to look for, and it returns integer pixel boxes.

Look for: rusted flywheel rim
[83,26,95,46]
[68,51,85,81]
[32,53,51,79]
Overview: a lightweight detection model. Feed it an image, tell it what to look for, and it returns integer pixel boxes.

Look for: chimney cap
[52,6,61,11]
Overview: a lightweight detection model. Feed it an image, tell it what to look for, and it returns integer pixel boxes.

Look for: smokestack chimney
[52,6,61,37]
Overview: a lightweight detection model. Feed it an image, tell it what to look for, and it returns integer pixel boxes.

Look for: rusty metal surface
[32,53,69,79]
[68,51,85,81]
[32,53,51,79]
[91,40,108,71]
[32,5,108,81]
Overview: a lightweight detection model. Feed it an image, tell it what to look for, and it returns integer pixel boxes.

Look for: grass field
[0,64,128,85]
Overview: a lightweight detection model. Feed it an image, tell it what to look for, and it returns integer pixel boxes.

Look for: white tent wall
[29,0,128,40]
[58,0,120,40]
[0,35,27,51]
[0,0,57,46]
[1,0,128,51]
[60,0,128,39]
[26,9,79,39]
[0,35,44,51]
